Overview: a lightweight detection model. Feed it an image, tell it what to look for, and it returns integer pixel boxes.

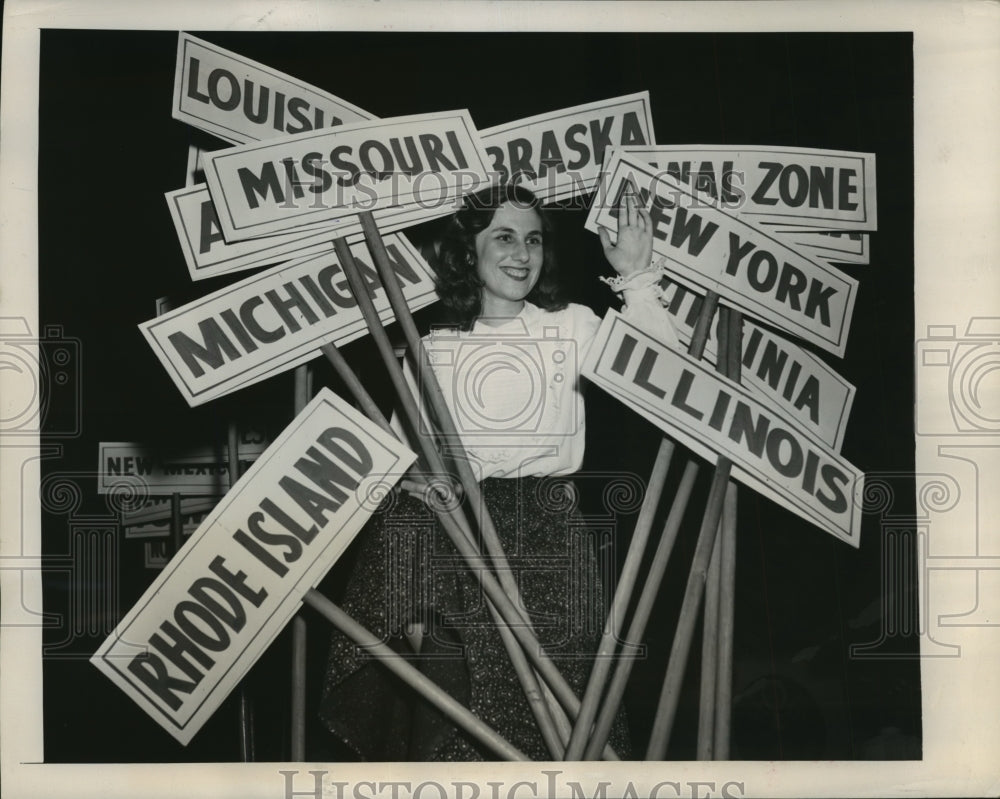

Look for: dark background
[38,30,918,762]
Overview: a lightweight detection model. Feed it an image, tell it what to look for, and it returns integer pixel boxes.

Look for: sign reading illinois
[584,311,864,546]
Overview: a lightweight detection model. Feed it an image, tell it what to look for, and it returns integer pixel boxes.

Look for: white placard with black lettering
[91,388,416,744]
[202,111,491,240]
[166,184,454,281]
[584,311,863,546]
[775,229,871,265]
[173,32,374,145]
[481,92,655,203]
[587,151,859,357]
[98,434,268,496]
[657,281,856,450]
[141,233,438,406]
[620,144,877,231]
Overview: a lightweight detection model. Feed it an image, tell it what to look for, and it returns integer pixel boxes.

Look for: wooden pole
[318,313,568,757]
[714,310,743,759]
[714,481,737,758]
[571,290,721,759]
[645,458,731,759]
[303,590,529,761]
[290,365,310,761]
[582,458,699,760]
[357,213,541,610]
[697,306,732,760]
[339,221,621,757]
[228,422,255,762]
[564,440,674,759]
[170,492,183,555]
[697,532,722,760]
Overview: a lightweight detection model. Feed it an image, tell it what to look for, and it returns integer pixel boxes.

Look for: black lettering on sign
[538,130,566,179]
[838,169,858,211]
[169,320,241,378]
[486,145,508,182]
[669,207,718,257]
[723,232,839,328]
[818,463,849,513]
[751,162,782,206]
[239,163,285,209]
[127,650,198,711]
[752,161,861,211]
[239,296,284,343]
[670,370,705,421]
[198,200,226,254]
[186,55,343,135]
[565,123,589,170]
[186,58,211,104]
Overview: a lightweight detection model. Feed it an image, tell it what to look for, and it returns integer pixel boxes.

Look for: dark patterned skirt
[318,475,631,761]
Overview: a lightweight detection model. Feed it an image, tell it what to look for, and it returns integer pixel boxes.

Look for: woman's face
[473,202,545,317]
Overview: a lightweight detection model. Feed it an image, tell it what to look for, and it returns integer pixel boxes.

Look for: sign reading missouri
[620,144,876,231]
[587,151,859,357]
[584,311,863,546]
[481,92,655,203]
[173,32,374,145]
[91,389,416,744]
[141,233,437,406]
[202,110,491,240]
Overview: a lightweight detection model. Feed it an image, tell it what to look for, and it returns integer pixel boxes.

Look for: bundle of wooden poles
[196,210,745,762]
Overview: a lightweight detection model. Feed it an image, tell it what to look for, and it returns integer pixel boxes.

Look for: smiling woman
[317,182,681,760]
[33,27,921,765]
[474,204,546,318]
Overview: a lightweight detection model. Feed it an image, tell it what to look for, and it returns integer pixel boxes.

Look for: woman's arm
[598,187,680,346]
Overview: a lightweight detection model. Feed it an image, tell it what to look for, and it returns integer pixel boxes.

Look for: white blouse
[395,277,678,481]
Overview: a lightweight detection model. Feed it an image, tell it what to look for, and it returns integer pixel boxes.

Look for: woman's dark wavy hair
[433,183,566,329]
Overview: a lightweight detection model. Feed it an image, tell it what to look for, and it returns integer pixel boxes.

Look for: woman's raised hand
[598,184,654,278]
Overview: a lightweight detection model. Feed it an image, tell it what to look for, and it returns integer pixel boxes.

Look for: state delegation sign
[91,389,416,744]
[166,184,452,281]
[173,32,374,145]
[657,281,856,450]
[98,434,269,496]
[481,92,655,203]
[584,311,863,546]
[620,144,876,232]
[778,230,870,265]
[587,151,859,357]
[141,233,438,406]
[202,111,491,240]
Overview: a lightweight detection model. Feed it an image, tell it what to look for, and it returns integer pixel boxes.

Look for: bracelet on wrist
[600,260,668,293]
